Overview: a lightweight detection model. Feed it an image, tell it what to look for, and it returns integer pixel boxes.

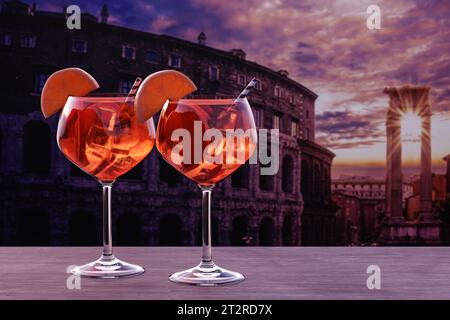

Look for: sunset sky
[34,0,450,175]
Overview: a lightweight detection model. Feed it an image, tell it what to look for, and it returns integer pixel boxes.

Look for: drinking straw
[125,77,142,102]
[236,78,258,100]
[221,78,258,129]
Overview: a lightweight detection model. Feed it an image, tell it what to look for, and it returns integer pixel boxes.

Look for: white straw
[125,77,142,102]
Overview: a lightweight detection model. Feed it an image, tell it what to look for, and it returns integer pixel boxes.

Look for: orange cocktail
[42,67,193,279]
[57,94,155,278]
[58,96,154,182]
[157,98,256,186]
[156,96,257,285]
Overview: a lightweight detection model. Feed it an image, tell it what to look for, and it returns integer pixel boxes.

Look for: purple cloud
[30,0,450,161]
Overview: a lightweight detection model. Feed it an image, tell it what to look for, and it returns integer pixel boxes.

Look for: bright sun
[401,112,422,140]
[401,112,422,165]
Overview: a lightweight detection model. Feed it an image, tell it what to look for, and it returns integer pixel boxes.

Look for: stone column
[389,117,404,222]
[385,122,392,218]
[420,114,433,221]
[380,86,438,244]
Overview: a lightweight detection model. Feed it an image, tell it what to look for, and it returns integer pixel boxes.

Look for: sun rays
[400,112,422,166]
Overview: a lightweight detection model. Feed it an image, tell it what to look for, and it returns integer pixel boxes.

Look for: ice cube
[110,147,130,156]
[91,104,119,133]
[183,162,222,183]
[214,106,238,130]
[204,132,226,161]
[112,106,142,150]
[82,117,114,171]
[112,131,140,152]
[114,104,133,131]
[84,142,115,175]
[101,155,136,178]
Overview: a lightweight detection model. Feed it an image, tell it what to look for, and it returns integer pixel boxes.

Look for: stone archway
[0,125,2,170]
[313,164,321,197]
[282,214,294,246]
[116,213,144,246]
[301,160,311,199]
[259,216,275,246]
[158,214,183,245]
[230,215,249,246]
[23,120,51,174]
[69,210,97,245]
[17,208,50,245]
[159,156,180,187]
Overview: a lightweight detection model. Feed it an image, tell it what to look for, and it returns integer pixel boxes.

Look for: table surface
[1,246,450,300]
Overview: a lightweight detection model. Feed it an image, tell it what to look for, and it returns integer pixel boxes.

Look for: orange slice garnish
[134,70,197,122]
[41,68,99,118]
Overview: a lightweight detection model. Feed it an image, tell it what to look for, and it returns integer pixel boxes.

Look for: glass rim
[176,94,247,103]
[185,94,236,98]
[67,93,132,102]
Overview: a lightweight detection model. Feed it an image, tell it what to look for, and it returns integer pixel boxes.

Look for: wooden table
[0,247,449,300]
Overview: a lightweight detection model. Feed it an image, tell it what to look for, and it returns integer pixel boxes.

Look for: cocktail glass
[57,93,155,278]
[156,96,257,285]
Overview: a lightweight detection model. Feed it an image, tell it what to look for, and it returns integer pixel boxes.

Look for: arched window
[69,211,97,246]
[282,155,294,193]
[322,170,329,198]
[259,216,275,246]
[17,208,50,246]
[116,213,143,245]
[231,215,249,246]
[259,144,274,191]
[313,164,321,196]
[282,215,293,246]
[301,160,311,198]
[259,163,274,191]
[159,214,183,245]
[159,156,180,187]
[232,163,250,188]
[23,120,51,174]
[0,125,2,170]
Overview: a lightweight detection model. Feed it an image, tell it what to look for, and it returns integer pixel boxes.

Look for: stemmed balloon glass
[156,95,257,285]
[57,93,155,278]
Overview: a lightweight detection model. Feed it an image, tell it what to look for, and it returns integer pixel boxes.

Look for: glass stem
[102,182,114,259]
[200,185,214,267]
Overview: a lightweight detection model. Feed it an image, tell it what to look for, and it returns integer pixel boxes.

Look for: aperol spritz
[156,96,257,285]
[57,94,155,278]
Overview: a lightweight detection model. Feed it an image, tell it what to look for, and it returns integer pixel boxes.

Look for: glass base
[71,254,145,278]
[169,261,245,286]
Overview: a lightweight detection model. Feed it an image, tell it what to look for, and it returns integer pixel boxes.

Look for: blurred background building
[332,170,450,245]
[0,1,336,246]
[332,176,412,245]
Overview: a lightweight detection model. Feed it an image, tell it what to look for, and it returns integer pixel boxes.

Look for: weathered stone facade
[331,177,388,245]
[299,140,336,245]
[380,86,440,245]
[0,1,335,246]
